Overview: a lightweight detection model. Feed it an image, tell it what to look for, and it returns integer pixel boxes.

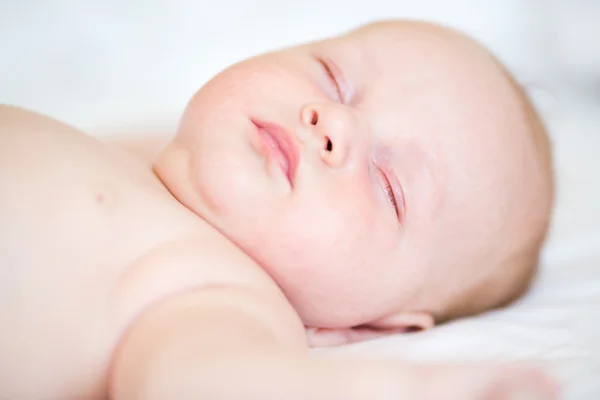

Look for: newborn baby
[156,20,553,338]
[0,20,555,399]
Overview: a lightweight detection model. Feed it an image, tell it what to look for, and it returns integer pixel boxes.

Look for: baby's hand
[306,328,560,398]
[309,351,559,399]
[307,357,560,399]
[399,364,560,400]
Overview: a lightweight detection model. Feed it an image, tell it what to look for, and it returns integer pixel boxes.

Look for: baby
[0,20,555,399]
[155,20,554,339]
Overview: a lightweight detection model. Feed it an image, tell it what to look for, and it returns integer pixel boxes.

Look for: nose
[299,103,359,169]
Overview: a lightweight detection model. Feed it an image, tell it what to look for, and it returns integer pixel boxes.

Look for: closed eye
[317,58,344,103]
[375,165,400,221]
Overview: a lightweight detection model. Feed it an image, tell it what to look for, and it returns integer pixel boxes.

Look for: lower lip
[254,124,292,186]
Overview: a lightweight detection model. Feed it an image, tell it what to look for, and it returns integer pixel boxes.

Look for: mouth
[251,118,299,187]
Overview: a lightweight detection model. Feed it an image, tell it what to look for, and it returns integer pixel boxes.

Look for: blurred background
[1,0,598,130]
[1,0,598,248]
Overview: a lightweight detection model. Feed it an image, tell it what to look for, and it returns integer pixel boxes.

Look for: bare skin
[156,21,553,342]
[0,105,305,397]
[106,134,171,165]
[0,105,558,399]
[0,21,557,399]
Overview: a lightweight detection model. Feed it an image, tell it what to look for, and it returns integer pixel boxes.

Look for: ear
[306,312,434,348]
[368,311,435,332]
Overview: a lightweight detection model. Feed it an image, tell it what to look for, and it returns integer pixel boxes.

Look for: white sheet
[319,247,600,399]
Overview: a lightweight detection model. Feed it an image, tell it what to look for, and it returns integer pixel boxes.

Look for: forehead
[332,21,525,157]
[320,22,530,213]
[340,21,503,90]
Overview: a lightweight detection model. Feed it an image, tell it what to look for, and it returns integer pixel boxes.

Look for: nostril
[325,137,333,152]
[310,110,318,125]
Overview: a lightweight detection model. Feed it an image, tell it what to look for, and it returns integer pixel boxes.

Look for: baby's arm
[109,285,400,399]
[110,284,558,399]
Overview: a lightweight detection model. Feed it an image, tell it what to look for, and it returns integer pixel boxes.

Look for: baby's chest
[0,175,273,399]
[0,186,215,397]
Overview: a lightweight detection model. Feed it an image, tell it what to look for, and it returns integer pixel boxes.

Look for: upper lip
[251,118,300,187]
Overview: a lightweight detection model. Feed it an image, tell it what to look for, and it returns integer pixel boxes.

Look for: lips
[251,118,299,187]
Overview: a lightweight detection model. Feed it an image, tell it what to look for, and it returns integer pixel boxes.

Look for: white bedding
[320,246,600,399]
[2,1,599,398]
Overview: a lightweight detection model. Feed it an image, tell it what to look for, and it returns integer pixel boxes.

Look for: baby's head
[155,20,553,331]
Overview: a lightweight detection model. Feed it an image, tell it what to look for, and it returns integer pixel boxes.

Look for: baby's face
[159,22,540,328]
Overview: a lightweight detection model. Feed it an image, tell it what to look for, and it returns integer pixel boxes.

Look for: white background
[1,0,598,131]
[2,1,599,398]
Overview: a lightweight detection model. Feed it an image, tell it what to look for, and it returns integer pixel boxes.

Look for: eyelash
[376,166,400,220]
[317,59,398,220]
[318,58,344,102]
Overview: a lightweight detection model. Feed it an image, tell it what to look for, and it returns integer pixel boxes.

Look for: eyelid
[374,162,405,223]
[317,57,347,103]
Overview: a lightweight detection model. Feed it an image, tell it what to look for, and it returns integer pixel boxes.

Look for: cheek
[291,174,397,256]
[268,185,387,281]
[189,60,297,115]
[185,119,284,233]
[268,203,399,326]
[295,184,373,240]
[181,73,259,136]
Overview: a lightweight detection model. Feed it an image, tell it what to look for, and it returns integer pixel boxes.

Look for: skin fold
[0,20,557,399]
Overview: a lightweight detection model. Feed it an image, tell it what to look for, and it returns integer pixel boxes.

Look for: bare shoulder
[0,105,185,397]
[112,229,307,350]
[0,105,305,398]
[1,104,104,156]
[0,105,162,187]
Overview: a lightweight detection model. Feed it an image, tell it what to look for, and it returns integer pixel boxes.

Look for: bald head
[350,20,555,322]
[155,18,554,330]
[440,71,554,322]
